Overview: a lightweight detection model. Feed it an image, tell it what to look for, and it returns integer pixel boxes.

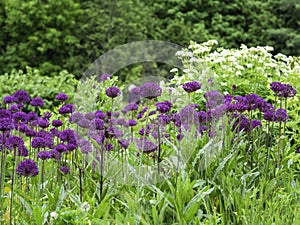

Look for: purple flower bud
[106,86,121,98]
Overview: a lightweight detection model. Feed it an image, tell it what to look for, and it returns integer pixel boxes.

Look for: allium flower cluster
[182,81,202,93]
[139,82,162,99]
[106,86,121,98]
[270,82,297,98]
[16,159,39,177]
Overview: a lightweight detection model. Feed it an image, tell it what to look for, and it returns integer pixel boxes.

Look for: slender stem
[9,148,17,225]
[157,125,161,175]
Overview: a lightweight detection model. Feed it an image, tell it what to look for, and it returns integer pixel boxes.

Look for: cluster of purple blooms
[0,80,296,180]
[0,90,77,177]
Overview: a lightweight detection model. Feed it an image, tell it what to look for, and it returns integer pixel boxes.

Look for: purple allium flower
[148,110,157,116]
[91,118,104,130]
[106,111,112,118]
[280,84,297,98]
[26,112,37,122]
[38,118,50,129]
[116,118,126,126]
[198,111,207,124]
[19,123,28,133]
[56,93,69,101]
[60,166,70,175]
[43,112,52,120]
[0,118,14,132]
[270,82,284,95]
[37,150,51,160]
[95,110,106,119]
[59,129,77,143]
[263,110,276,122]
[127,119,137,127]
[141,107,148,114]
[6,135,24,149]
[158,114,171,125]
[125,103,139,111]
[69,112,84,123]
[105,141,114,151]
[66,143,77,151]
[13,112,27,123]
[155,102,171,113]
[232,115,251,132]
[25,129,36,137]
[18,145,28,157]
[179,105,199,128]
[85,112,95,121]
[275,108,289,122]
[52,120,63,127]
[204,90,223,103]
[139,82,162,99]
[136,137,157,153]
[0,109,12,118]
[128,87,141,103]
[58,104,75,115]
[182,81,202,93]
[205,100,217,109]
[30,97,44,107]
[100,73,111,81]
[77,118,91,129]
[8,104,19,113]
[251,120,262,129]
[55,143,68,153]
[50,128,59,137]
[16,159,39,177]
[136,113,144,119]
[13,90,30,103]
[49,149,61,160]
[113,112,120,118]
[3,95,15,104]
[106,86,121,98]
[118,139,129,149]
[31,137,46,148]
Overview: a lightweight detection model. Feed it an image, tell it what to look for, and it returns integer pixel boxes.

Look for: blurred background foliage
[0,0,299,82]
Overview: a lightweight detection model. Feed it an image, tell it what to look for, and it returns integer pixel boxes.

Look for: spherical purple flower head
[30,97,44,107]
[91,118,104,130]
[179,105,199,129]
[251,120,262,129]
[263,110,276,122]
[106,111,112,118]
[25,129,36,137]
[125,103,139,112]
[100,73,111,81]
[84,112,95,121]
[0,118,14,132]
[232,115,251,132]
[77,118,91,129]
[205,100,217,109]
[198,126,207,136]
[13,90,30,104]
[16,159,39,177]
[58,104,75,115]
[6,135,24,150]
[155,102,171,113]
[105,126,123,138]
[55,143,68,153]
[198,111,207,124]
[127,119,137,127]
[67,143,77,151]
[43,112,52,120]
[56,93,69,102]
[8,104,19,113]
[258,100,274,113]
[18,145,28,157]
[0,109,12,118]
[118,139,129,149]
[31,137,46,148]
[19,123,28,133]
[49,149,61,160]
[182,81,202,93]
[128,87,141,103]
[3,95,15,104]
[204,90,223,104]
[13,112,27,124]
[69,112,84,124]
[106,86,121,98]
[136,137,157,153]
[157,114,171,126]
[275,108,289,122]
[95,110,106,119]
[37,150,51,160]
[279,84,297,98]
[245,94,263,111]
[27,111,38,122]
[139,82,162,99]
[52,120,63,128]
[59,129,77,144]
[60,166,70,175]
[38,118,50,129]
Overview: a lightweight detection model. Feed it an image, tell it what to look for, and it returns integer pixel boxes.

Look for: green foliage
[0,67,76,110]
